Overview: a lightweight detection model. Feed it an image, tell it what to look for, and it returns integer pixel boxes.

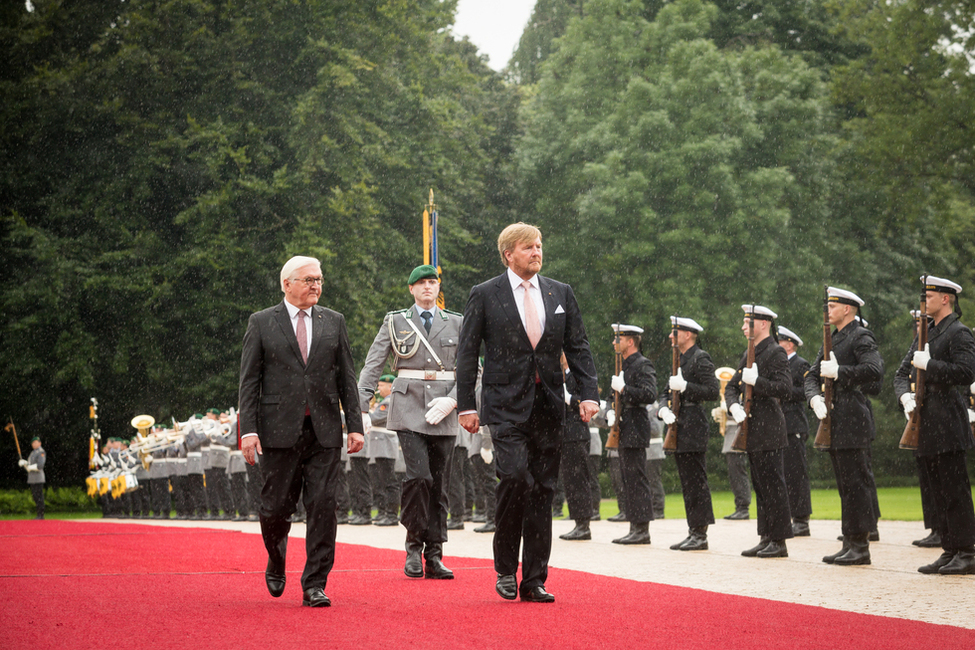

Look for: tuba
[714,367,735,437]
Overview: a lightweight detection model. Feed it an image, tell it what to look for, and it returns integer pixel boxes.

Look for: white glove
[611,373,626,393]
[669,369,687,393]
[658,406,676,425]
[425,397,457,425]
[711,406,725,423]
[480,447,494,465]
[27,464,38,472]
[605,409,616,428]
[18,459,28,467]
[971,381,975,395]
[913,344,931,370]
[810,395,828,420]
[729,403,746,424]
[563,386,572,405]
[361,412,372,435]
[967,409,975,424]
[820,351,839,379]
[742,364,759,386]
[900,392,916,416]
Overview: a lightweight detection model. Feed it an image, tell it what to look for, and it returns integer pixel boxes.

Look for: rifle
[900,276,928,450]
[606,328,622,449]
[662,318,680,451]
[813,286,833,450]
[731,306,755,451]
[5,418,22,460]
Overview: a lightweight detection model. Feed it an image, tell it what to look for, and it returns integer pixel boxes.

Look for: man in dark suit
[239,255,364,608]
[456,222,599,603]
[776,325,813,537]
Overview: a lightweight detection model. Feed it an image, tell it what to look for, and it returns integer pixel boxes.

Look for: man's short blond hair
[497,222,542,268]
[280,255,321,292]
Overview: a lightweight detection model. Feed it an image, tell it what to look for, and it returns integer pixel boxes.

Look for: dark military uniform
[561,368,595,524]
[782,352,812,521]
[615,351,658,526]
[726,337,794,543]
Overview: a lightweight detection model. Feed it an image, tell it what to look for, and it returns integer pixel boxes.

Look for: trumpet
[714,367,735,437]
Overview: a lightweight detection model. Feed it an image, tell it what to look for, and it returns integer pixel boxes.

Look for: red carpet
[2,520,972,650]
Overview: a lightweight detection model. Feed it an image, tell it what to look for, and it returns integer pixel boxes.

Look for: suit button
[427,358,432,363]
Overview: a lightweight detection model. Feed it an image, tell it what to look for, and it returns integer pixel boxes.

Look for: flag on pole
[423,189,445,308]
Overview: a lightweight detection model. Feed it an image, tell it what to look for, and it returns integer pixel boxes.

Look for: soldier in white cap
[776,325,813,536]
[607,323,658,545]
[894,276,975,575]
[726,305,794,558]
[658,316,720,551]
[804,287,884,566]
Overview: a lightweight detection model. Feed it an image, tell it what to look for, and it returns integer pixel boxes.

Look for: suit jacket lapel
[308,305,325,364]
[274,302,305,366]
[539,276,557,340]
[427,308,448,341]
[495,274,532,347]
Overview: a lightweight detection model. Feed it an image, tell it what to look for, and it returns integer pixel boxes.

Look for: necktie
[421,311,432,335]
[522,280,542,348]
[296,310,308,363]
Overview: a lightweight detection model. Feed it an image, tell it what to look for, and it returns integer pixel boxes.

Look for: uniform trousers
[206,468,234,516]
[185,474,207,516]
[259,417,340,591]
[229,472,249,516]
[647,458,666,519]
[491,390,561,591]
[919,450,975,550]
[749,448,793,541]
[447,445,467,520]
[588,455,602,514]
[726,451,751,511]
[471,453,498,519]
[608,454,626,515]
[674,451,714,527]
[171,475,190,517]
[398,431,454,544]
[149,478,171,517]
[349,456,372,518]
[372,457,399,518]
[783,433,812,519]
[559,439,594,522]
[828,448,875,537]
[619,447,653,524]
[916,455,943,533]
[245,460,263,515]
[30,484,45,518]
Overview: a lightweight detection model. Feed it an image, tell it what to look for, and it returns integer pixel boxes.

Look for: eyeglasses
[293,276,324,286]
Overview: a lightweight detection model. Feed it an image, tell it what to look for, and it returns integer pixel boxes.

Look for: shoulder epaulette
[443,309,463,317]
[386,308,409,315]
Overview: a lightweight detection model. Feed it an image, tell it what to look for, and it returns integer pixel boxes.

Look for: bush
[0,487,100,515]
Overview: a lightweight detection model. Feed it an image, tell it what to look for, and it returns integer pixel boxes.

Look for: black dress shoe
[496,573,518,600]
[939,551,975,575]
[472,513,487,523]
[349,514,372,525]
[792,521,811,537]
[265,564,286,598]
[302,587,331,607]
[613,523,651,545]
[474,522,496,533]
[868,530,880,542]
[607,512,627,522]
[521,586,555,603]
[590,514,602,521]
[424,558,454,580]
[559,523,591,541]
[404,539,424,578]
[914,531,942,548]
[336,513,349,525]
[446,518,464,530]
[918,551,955,574]
[757,540,788,558]
[679,529,708,551]
[724,509,750,520]
[742,538,771,557]
[375,515,399,527]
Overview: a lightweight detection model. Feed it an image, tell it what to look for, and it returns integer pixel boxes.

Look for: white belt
[230,450,243,457]
[187,452,202,457]
[649,438,664,444]
[398,369,455,381]
[210,444,230,451]
[173,458,188,463]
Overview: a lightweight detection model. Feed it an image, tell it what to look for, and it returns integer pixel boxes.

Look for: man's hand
[741,364,759,386]
[579,401,599,423]
[820,351,839,379]
[809,395,828,420]
[425,397,457,425]
[729,403,747,424]
[347,432,365,454]
[459,412,480,434]
[658,406,676,425]
[18,459,28,468]
[669,369,687,393]
[241,435,262,466]
[611,374,626,393]
[913,344,931,370]
[900,392,916,417]
[361,412,372,435]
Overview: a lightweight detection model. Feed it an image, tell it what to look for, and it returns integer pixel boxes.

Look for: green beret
[31,436,40,442]
[408,265,439,285]
[207,408,221,415]
[379,374,396,383]
[194,413,204,420]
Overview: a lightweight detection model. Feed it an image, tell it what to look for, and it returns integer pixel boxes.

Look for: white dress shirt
[507,267,546,334]
[284,299,313,359]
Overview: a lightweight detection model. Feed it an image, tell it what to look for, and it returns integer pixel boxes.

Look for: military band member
[804,287,884,566]
[20,436,46,519]
[559,352,596,540]
[658,317,719,551]
[184,418,209,519]
[357,264,462,580]
[207,411,237,520]
[776,325,813,536]
[469,427,497,532]
[367,375,402,526]
[727,305,794,559]
[894,276,975,575]
[607,323,658,545]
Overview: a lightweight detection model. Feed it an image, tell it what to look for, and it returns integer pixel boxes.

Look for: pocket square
[554,304,565,314]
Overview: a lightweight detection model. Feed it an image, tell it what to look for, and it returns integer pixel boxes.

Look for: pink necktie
[522,280,542,349]
[296,310,308,363]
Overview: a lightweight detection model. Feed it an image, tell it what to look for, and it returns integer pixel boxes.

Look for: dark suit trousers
[560,439,593,522]
[619,447,653,524]
[749,449,793,541]
[920,450,975,550]
[675,451,715,528]
[491,391,562,591]
[783,433,812,519]
[398,431,454,544]
[259,416,340,591]
[828,448,875,537]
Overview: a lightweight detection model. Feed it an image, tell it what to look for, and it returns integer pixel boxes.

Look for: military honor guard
[19,436,47,519]
[894,276,975,575]
[726,305,794,559]
[357,264,462,580]
[804,287,884,565]
[659,316,720,551]
[776,325,813,536]
[606,323,658,545]
[366,375,402,526]
[183,418,209,519]
[559,352,597,540]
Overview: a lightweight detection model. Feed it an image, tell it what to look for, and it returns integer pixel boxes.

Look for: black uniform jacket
[563,369,591,443]
[804,321,884,450]
[726,336,791,452]
[663,345,719,453]
[783,353,811,438]
[616,352,658,449]
[893,313,975,457]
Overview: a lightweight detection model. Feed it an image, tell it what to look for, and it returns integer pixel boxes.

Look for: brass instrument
[714,367,735,437]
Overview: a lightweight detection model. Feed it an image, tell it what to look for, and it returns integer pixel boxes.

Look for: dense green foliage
[1,0,973,489]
